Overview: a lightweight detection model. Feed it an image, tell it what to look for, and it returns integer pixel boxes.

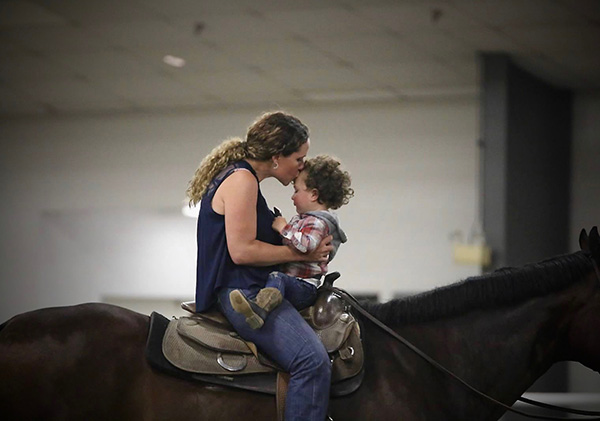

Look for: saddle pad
[176,316,252,354]
[163,317,274,375]
[145,312,364,397]
[145,312,278,393]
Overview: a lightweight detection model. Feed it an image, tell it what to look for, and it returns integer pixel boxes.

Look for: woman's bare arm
[215,170,332,266]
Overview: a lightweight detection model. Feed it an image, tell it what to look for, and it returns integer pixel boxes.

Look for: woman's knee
[295,340,331,376]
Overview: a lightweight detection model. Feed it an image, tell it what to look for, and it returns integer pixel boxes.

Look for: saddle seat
[157,273,364,397]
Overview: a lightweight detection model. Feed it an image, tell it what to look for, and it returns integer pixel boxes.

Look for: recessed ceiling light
[163,55,186,68]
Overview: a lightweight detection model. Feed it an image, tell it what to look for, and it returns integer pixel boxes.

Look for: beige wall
[1,94,599,392]
[0,99,480,320]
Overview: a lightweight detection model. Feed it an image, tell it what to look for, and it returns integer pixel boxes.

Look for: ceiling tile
[86,20,196,50]
[442,25,528,53]
[218,38,339,69]
[0,32,25,53]
[28,0,162,24]
[10,76,130,110]
[357,2,481,33]
[136,0,259,17]
[0,0,66,27]
[246,0,338,13]
[402,28,474,60]
[537,52,600,88]
[266,65,379,91]
[0,84,45,115]
[0,52,79,81]
[177,70,291,99]
[170,13,284,43]
[443,59,479,81]
[52,50,162,79]
[146,45,243,75]
[553,0,600,21]
[505,25,600,54]
[264,7,382,39]
[400,85,478,98]
[449,0,581,26]
[358,61,470,88]
[0,0,597,116]
[2,24,113,53]
[316,34,433,64]
[93,74,199,102]
[511,55,594,89]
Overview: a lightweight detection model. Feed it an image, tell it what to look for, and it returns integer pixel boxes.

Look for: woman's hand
[303,235,333,262]
[272,216,287,234]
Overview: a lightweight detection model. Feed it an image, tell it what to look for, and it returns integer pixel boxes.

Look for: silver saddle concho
[162,272,364,393]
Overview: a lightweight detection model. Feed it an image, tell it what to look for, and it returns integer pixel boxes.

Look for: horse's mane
[360,251,593,325]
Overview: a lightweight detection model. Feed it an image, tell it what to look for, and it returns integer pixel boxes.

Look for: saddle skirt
[157,284,364,395]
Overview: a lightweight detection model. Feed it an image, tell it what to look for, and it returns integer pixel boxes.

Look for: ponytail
[186,137,247,205]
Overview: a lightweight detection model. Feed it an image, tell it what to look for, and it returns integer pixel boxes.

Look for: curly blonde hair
[186,111,309,205]
[302,155,354,210]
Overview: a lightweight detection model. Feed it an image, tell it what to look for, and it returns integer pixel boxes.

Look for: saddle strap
[276,372,290,421]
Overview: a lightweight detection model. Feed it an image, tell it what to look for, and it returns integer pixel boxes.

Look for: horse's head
[579,226,600,262]
[570,226,600,373]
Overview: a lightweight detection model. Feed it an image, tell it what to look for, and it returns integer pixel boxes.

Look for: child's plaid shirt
[280,213,330,280]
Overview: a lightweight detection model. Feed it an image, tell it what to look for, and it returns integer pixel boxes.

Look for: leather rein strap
[323,279,600,421]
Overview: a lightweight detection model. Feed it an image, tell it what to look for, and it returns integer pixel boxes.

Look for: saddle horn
[323,272,341,288]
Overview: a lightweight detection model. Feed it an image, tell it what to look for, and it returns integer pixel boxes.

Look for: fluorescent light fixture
[305,89,398,102]
[163,55,186,68]
[400,85,478,98]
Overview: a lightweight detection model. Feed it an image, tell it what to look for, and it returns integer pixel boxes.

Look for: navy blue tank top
[195,160,281,312]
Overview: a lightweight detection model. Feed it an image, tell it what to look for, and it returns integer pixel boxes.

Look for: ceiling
[1,0,599,118]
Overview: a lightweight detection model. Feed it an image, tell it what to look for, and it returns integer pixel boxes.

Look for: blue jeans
[218,287,331,421]
[266,271,318,311]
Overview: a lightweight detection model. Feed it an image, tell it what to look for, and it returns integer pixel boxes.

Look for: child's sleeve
[281,216,328,254]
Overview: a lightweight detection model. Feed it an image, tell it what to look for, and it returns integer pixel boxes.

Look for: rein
[323,268,600,421]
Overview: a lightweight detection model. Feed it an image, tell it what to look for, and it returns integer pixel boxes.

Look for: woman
[187,111,333,421]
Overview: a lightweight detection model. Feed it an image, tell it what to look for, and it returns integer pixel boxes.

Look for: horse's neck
[370,288,582,419]
[449,296,565,388]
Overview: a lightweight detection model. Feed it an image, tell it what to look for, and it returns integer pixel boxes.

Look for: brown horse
[1,227,600,420]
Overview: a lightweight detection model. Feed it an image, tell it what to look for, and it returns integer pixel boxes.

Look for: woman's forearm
[229,240,302,267]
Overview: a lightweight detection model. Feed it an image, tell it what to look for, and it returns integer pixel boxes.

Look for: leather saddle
[146,272,364,398]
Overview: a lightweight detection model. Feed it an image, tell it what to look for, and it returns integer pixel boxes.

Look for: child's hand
[272,216,287,234]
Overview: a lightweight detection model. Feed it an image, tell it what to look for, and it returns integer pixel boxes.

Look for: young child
[230,155,354,329]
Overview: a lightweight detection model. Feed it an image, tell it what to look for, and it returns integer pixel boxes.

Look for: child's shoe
[255,287,283,312]
[229,290,264,329]
[229,288,283,329]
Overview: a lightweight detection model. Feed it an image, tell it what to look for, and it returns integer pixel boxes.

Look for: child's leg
[269,272,318,311]
[254,271,285,312]
[229,289,266,330]
[229,272,286,329]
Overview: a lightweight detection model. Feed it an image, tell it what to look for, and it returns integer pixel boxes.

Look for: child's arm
[281,216,329,254]
[272,216,288,234]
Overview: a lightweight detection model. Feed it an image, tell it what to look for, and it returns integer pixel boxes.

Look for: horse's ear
[579,228,589,252]
[589,227,600,257]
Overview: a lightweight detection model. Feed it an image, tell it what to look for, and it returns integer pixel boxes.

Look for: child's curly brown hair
[302,155,354,210]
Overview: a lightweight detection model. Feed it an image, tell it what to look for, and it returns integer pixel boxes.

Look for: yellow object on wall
[453,243,492,267]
